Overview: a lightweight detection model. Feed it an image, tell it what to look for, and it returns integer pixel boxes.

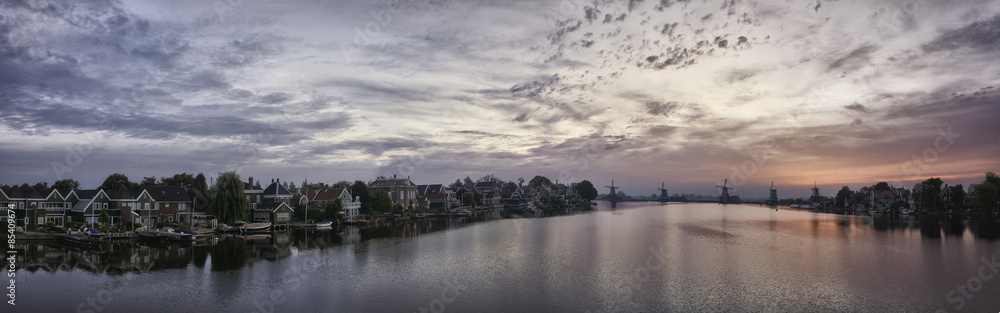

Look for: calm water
[13,202,1000,312]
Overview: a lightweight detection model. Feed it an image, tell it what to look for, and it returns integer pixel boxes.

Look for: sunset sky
[1,0,998,197]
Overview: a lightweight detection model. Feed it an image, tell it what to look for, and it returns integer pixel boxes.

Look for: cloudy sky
[2,0,999,197]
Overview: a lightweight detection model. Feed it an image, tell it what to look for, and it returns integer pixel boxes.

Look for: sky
[1,0,999,198]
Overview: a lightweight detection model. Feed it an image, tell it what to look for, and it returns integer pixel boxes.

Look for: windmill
[657,182,669,202]
[766,181,779,205]
[716,179,732,204]
[605,180,620,200]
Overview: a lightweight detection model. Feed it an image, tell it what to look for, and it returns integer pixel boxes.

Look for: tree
[478,174,502,183]
[518,177,525,186]
[976,183,999,212]
[100,173,136,191]
[99,207,110,225]
[211,172,250,223]
[32,181,49,190]
[161,173,195,188]
[529,175,553,188]
[575,180,598,201]
[985,172,1000,189]
[371,189,393,213]
[836,186,853,208]
[950,184,965,211]
[463,176,474,186]
[873,182,891,191]
[351,181,371,212]
[448,179,463,189]
[141,176,158,186]
[52,179,80,191]
[325,198,344,220]
[462,191,476,209]
[920,177,944,211]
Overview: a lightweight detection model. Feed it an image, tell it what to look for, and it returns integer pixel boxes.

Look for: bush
[97,225,108,233]
[67,221,85,230]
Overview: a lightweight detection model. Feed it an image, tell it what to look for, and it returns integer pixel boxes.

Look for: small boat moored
[315,220,333,227]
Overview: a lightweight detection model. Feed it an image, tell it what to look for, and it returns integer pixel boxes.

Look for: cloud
[923,14,1000,53]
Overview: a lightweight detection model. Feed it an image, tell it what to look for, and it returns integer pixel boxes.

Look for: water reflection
[13,210,595,274]
[13,208,999,276]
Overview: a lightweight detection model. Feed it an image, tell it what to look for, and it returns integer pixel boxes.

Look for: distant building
[368,175,418,209]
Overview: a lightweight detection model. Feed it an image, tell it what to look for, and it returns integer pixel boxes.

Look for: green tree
[351,181,371,212]
[32,181,49,190]
[575,180,599,201]
[873,182,891,191]
[100,173,136,191]
[141,176,158,186]
[371,189,393,213]
[325,198,344,220]
[921,177,944,211]
[161,173,195,188]
[529,175,553,188]
[950,184,965,211]
[462,191,476,208]
[985,172,1000,188]
[478,174,502,183]
[52,179,80,191]
[99,207,110,225]
[975,183,999,212]
[836,186,853,208]
[448,179,463,189]
[463,176,474,186]
[211,172,250,223]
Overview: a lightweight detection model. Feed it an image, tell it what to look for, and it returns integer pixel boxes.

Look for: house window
[145,203,150,210]
[179,203,186,211]
[168,216,174,222]
[103,203,108,209]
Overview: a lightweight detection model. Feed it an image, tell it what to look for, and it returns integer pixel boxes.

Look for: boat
[241,222,271,232]
[174,228,206,241]
[83,227,105,239]
[901,208,914,215]
[315,220,333,227]
[790,204,800,208]
[355,218,380,225]
[137,231,164,241]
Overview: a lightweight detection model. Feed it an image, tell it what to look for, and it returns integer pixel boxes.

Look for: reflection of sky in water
[13,202,1000,312]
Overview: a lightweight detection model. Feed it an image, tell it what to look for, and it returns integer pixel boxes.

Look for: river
[11,202,1000,312]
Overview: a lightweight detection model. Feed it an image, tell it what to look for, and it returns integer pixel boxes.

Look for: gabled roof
[71,189,111,213]
[105,189,138,200]
[0,187,21,198]
[256,202,293,212]
[263,182,292,196]
[313,188,349,201]
[141,185,191,202]
[75,189,101,200]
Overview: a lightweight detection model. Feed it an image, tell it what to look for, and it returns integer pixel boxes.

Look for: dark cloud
[923,14,1000,52]
[512,113,530,122]
[844,103,869,113]
[645,101,681,116]
[828,45,877,71]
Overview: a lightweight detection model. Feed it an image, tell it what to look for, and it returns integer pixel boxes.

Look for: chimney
[277,178,280,183]
[271,178,274,184]
[249,177,254,186]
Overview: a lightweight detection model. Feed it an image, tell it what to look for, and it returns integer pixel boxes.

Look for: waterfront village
[1,171,998,238]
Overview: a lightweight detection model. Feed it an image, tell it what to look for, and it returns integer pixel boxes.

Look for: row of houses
[0,185,194,228]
